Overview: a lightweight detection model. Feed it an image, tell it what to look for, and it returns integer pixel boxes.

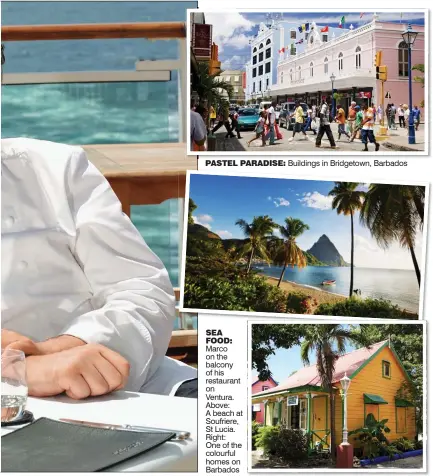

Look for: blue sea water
[258,265,420,313]
[1,1,196,288]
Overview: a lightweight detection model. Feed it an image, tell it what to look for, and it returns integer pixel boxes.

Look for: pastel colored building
[271,15,425,112]
[245,20,348,102]
[252,374,278,424]
[252,340,417,454]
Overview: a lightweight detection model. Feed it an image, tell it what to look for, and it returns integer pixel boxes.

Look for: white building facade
[245,20,348,102]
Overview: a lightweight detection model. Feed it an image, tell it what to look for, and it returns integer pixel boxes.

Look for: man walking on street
[227,107,242,139]
[335,104,350,140]
[212,103,234,138]
[361,103,380,151]
[349,105,363,142]
[315,99,337,149]
[288,101,308,142]
[267,101,277,145]
[398,104,406,128]
[413,105,421,131]
[347,101,357,136]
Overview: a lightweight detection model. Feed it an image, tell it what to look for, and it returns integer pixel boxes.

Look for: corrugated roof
[254,340,388,397]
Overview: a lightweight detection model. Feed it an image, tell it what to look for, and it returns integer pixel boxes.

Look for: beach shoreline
[263,275,347,307]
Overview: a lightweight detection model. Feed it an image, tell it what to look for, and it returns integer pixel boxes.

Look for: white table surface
[1,391,197,472]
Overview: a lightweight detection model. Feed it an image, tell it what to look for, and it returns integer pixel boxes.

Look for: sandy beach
[264,276,347,307]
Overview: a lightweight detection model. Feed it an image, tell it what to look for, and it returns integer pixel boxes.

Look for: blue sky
[253,324,357,384]
[189,174,423,270]
[202,11,426,69]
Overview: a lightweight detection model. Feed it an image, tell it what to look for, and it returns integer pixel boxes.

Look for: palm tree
[360,184,424,287]
[235,215,276,274]
[328,183,365,297]
[272,217,310,287]
[300,325,369,461]
[194,62,234,108]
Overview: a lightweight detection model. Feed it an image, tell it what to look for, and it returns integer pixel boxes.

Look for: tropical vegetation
[192,62,233,108]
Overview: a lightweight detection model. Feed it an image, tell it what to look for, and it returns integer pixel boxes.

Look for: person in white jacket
[1,138,197,399]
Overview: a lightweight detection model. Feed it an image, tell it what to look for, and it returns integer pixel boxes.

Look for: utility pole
[375,50,388,139]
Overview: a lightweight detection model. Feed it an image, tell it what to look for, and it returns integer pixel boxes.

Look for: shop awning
[364,393,388,404]
[395,398,415,407]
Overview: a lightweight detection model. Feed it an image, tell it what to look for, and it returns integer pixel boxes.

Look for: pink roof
[254,340,387,397]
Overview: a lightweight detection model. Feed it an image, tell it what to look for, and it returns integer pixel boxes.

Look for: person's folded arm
[57,147,175,391]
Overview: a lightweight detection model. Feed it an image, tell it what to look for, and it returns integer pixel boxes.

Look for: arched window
[259,43,264,49]
[310,61,314,77]
[289,69,293,81]
[297,65,302,80]
[280,71,284,84]
[338,52,343,71]
[324,57,328,74]
[355,46,361,69]
[266,38,271,45]
[398,41,409,77]
[253,47,257,53]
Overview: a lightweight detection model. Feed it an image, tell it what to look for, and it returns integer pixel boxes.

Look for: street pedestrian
[397,104,406,128]
[212,103,234,138]
[315,99,337,149]
[403,104,411,133]
[347,101,357,135]
[349,105,363,142]
[288,101,308,142]
[228,107,242,139]
[248,111,266,147]
[267,101,277,145]
[335,104,350,140]
[209,105,216,128]
[377,104,383,124]
[413,105,421,131]
[372,103,377,123]
[360,103,380,151]
[302,107,316,135]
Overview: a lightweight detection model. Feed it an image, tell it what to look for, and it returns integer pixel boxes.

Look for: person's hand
[26,344,130,399]
[1,329,42,356]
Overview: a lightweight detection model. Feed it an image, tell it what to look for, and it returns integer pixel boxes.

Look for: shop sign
[192,24,212,58]
[287,396,299,406]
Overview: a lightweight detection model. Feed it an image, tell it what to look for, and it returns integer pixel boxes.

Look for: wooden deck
[83,143,197,216]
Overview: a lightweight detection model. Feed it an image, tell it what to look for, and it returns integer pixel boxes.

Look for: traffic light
[374,51,382,67]
[376,65,387,81]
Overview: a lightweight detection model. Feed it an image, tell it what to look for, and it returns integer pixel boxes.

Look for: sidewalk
[379,124,425,152]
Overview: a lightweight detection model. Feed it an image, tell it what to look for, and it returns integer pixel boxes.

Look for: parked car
[278,102,308,130]
[275,105,282,121]
[237,108,260,130]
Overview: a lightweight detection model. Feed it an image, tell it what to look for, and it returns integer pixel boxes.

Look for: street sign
[385,91,391,98]
[287,396,299,406]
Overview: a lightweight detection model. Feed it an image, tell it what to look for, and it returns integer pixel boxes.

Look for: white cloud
[298,191,333,210]
[222,55,243,70]
[193,214,213,230]
[216,230,233,239]
[267,196,272,201]
[354,234,379,254]
[273,197,290,208]
[205,12,255,39]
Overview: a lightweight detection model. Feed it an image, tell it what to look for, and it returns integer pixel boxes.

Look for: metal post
[331,80,335,120]
[342,391,348,444]
[407,43,415,144]
[178,38,187,144]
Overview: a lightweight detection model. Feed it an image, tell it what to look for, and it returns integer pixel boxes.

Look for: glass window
[338,52,343,71]
[259,80,262,91]
[398,41,409,77]
[266,47,271,59]
[290,45,297,56]
[265,62,271,73]
[252,68,257,78]
[322,34,328,42]
[253,82,255,92]
[382,360,391,378]
[225,76,230,82]
[235,76,239,82]
[253,47,257,53]
[262,385,269,391]
[290,30,297,39]
[259,52,264,62]
[356,46,362,69]
[258,65,264,75]
[266,78,269,88]
[259,43,264,49]
[266,38,271,45]
[253,55,257,65]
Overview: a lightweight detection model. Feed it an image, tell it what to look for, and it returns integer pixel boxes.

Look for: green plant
[315,297,417,319]
[252,421,261,450]
[286,292,317,314]
[349,418,393,460]
[414,439,423,450]
[394,437,415,452]
[255,426,309,462]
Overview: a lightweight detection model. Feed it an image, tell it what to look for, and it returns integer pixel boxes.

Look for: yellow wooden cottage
[252,340,416,452]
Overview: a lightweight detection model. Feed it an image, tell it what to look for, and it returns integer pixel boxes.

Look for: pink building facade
[252,375,278,424]
[271,16,425,113]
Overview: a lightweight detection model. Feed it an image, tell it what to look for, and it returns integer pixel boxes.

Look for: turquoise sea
[258,265,420,313]
[1,1,196,294]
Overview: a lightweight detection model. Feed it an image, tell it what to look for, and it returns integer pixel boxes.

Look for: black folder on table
[1,417,175,472]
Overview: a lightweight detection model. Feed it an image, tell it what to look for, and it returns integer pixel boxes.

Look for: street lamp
[340,373,351,444]
[402,23,418,145]
[330,73,336,120]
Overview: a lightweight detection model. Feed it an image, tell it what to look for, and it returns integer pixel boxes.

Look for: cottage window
[398,41,409,77]
[272,401,280,426]
[355,46,362,69]
[262,385,269,391]
[382,360,391,378]
[310,61,314,77]
[338,52,343,71]
[324,57,328,74]
[290,29,297,39]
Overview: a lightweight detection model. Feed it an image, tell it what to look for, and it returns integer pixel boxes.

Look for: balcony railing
[2,22,196,358]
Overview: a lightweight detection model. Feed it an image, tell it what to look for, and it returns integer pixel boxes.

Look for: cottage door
[299,398,308,431]
[311,396,329,449]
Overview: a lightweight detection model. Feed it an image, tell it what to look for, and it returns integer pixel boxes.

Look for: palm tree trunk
[409,244,421,287]
[277,264,287,287]
[349,211,354,297]
[329,390,336,463]
[246,248,255,274]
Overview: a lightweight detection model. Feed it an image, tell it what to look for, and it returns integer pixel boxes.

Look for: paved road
[362,455,423,469]
[214,123,425,153]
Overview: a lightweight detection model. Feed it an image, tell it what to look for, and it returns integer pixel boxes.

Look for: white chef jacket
[1,138,197,395]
